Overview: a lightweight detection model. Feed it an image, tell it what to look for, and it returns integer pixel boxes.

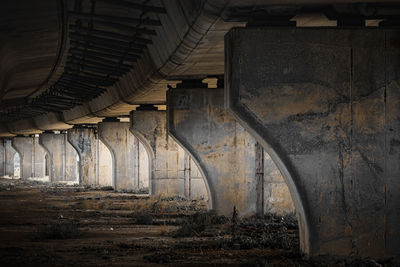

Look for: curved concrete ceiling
[1,0,400,136]
[0,0,63,103]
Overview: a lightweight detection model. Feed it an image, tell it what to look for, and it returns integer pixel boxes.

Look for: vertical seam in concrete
[383,30,388,250]
[32,137,35,178]
[63,134,67,181]
[349,46,354,253]
[96,136,99,186]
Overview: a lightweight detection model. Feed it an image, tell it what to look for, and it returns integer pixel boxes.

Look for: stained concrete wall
[12,137,33,179]
[68,127,97,186]
[225,28,400,257]
[98,122,147,191]
[168,88,257,216]
[40,133,79,182]
[130,110,208,199]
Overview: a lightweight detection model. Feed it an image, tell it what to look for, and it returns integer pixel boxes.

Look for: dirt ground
[0,179,398,267]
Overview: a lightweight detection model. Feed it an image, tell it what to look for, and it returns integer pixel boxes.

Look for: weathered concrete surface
[40,133,79,182]
[12,136,33,179]
[130,110,208,200]
[68,127,97,186]
[225,28,400,257]
[168,88,257,216]
[98,122,140,191]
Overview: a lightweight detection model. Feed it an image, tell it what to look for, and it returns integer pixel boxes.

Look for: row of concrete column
[0,113,215,201]
[0,134,79,183]
[0,107,294,218]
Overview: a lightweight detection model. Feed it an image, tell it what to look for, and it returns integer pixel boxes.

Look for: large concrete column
[40,132,79,182]
[98,121,137,190]
[12,136,33,179]
[33,136,47,178]
[68,127,97,186]
[130,110,209,199]
[168,86,257,216]
[225,28,400,257]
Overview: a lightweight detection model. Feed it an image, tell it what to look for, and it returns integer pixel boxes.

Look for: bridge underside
[0,0,400,263]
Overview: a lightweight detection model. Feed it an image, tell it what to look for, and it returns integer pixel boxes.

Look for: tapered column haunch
[12,136,33,179]
[130,110,209,200]
[225,27,400,257]
[168,86,257,216]
[68,126,98,186]
[98,120,138,191]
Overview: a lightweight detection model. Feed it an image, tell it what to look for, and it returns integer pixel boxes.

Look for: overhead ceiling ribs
[0,0,164,122]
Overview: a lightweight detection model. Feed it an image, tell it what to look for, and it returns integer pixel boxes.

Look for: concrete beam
[68,127,98,186]
[130,110,209,200]
[225,27,400,257]
[168,87,257,216]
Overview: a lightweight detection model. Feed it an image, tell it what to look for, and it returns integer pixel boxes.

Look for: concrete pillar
[3,139,17,177]
[130,110,209,199]
[68,127,97,186]
[98,121,138,191]
[33,136,47,178]
[12,136,34,179]
[40,132,79,182]
[168,87,257,216]
[225,28,400,257]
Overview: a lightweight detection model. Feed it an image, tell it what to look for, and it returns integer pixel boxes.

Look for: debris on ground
[0,178,398,267]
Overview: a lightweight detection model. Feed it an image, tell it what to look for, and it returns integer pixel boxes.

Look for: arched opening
[13,152,21,179]
[98,139,113,187]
